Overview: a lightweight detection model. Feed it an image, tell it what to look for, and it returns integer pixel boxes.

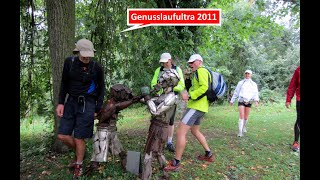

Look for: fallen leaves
[201,164,208,170]
[41,170,51,175]
[98,165,106,174]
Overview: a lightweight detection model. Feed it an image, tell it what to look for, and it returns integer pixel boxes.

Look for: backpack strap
[158,65,180,80]
[172,64,177,70]
[195,67,211,101]
[160,64,177,71]
[89,60,96,74]
[160,66,164,71]
[195,67,211,82]
[69,56,96,75]
[88,60,97,85]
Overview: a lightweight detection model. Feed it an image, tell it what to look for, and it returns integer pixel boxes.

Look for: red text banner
[121,8,221,32]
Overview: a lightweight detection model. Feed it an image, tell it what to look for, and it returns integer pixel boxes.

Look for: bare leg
[57,134,76,150]
[191,125,210,151]
[174,122,191,160]
[238,105,245,119]
[74,138,86,163]
[244,106,251,120]
[243,107,251,132]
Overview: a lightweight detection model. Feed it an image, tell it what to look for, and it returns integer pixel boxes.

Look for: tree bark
[45,0,75,153]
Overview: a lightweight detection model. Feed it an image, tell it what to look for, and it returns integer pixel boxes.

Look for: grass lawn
[20,100,300,179]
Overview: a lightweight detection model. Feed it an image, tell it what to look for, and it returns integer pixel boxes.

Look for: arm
[99,98,139,124]
[151,67,161,89]
[230,81,242,105]
[252,82,260,102]
[286,68,299,105]
[56,58,70,117]
[189,68,209,100]
[184,68,193,92]
[173,67,185,94]
[58,58,70,105]
[95,63,106,113]
[151,67,163,95]
[252,82,259,106]
[115,99,137,111]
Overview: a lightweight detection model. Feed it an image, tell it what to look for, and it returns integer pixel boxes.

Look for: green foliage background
[20,0,300,122]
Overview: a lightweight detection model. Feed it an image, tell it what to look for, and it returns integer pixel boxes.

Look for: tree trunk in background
[45,0,75,153]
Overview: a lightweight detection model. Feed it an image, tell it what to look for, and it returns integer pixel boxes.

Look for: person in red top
[286,66,300,152]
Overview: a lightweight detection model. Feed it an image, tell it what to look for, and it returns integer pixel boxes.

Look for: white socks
[168,137,173,144]
[238,119,244,137]
[243,119,248,133]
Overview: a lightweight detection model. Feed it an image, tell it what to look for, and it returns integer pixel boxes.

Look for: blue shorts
[58,95,96,139]
[181,108,205,126]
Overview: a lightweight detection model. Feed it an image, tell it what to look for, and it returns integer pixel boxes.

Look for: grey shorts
[181,108,205,126]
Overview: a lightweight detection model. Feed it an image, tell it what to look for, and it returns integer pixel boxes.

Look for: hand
[94,109,102,119]
[255,101,259,107]
[181,90,189,101]
[230,102,233,106]
[286,102,291,108]
[56,104,64,117]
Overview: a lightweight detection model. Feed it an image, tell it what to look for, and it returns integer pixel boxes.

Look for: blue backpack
[195,67,228,102]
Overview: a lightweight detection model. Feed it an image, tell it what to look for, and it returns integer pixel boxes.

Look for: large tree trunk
[45,0,75,153]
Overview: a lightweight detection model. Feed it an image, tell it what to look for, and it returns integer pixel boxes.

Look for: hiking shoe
[197,153,215,162]
[292,141,300,152]
[163,160,181,172]
[166,143,175,153]
[68,151,87,169]
[73,164,83,179]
